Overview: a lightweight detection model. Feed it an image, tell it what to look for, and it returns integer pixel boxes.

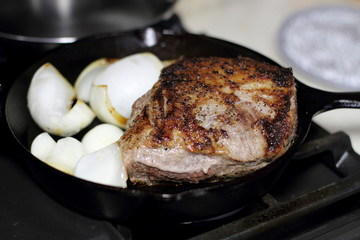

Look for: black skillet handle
[317,90,360,114]
[152,14,188,35]
[134,14,187,47]
[297,80,360,117]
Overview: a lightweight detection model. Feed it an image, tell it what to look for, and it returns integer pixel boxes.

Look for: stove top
[1,22,360,239]
[1,117,360,239]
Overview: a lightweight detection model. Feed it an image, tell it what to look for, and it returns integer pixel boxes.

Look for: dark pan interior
[5,31,321,222]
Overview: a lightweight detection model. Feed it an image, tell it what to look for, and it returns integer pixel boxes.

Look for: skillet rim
[4,30,304,203]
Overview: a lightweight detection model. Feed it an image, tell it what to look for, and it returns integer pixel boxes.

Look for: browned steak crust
[119,56,297,185]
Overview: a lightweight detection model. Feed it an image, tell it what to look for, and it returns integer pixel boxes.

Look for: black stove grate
[1,39,360,239]
[1,91,360,239]
[109,124,360,240]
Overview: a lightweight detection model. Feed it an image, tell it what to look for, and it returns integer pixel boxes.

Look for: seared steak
[118,56,297,185]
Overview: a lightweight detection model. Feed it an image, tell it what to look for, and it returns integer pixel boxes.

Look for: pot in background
[0,0,176,72]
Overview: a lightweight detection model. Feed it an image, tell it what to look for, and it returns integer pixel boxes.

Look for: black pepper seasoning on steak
[119,56,297,185]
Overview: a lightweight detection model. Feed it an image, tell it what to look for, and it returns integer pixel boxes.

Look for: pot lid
[0,0,176,44]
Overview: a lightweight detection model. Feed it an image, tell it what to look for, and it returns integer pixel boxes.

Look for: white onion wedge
[162,59,176,67]
[81,123,124,154]
[30,132,56,162]
[74,143,127,188]
[27,63,96,137]
[89,84,128,128]
[46,137,86,175]
[74,58,115,102]
[89,52,163,128]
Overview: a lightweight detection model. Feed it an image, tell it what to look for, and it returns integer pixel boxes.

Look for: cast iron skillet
[5,16,360,223]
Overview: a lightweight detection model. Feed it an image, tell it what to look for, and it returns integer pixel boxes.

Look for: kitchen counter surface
[174,0,360,154]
